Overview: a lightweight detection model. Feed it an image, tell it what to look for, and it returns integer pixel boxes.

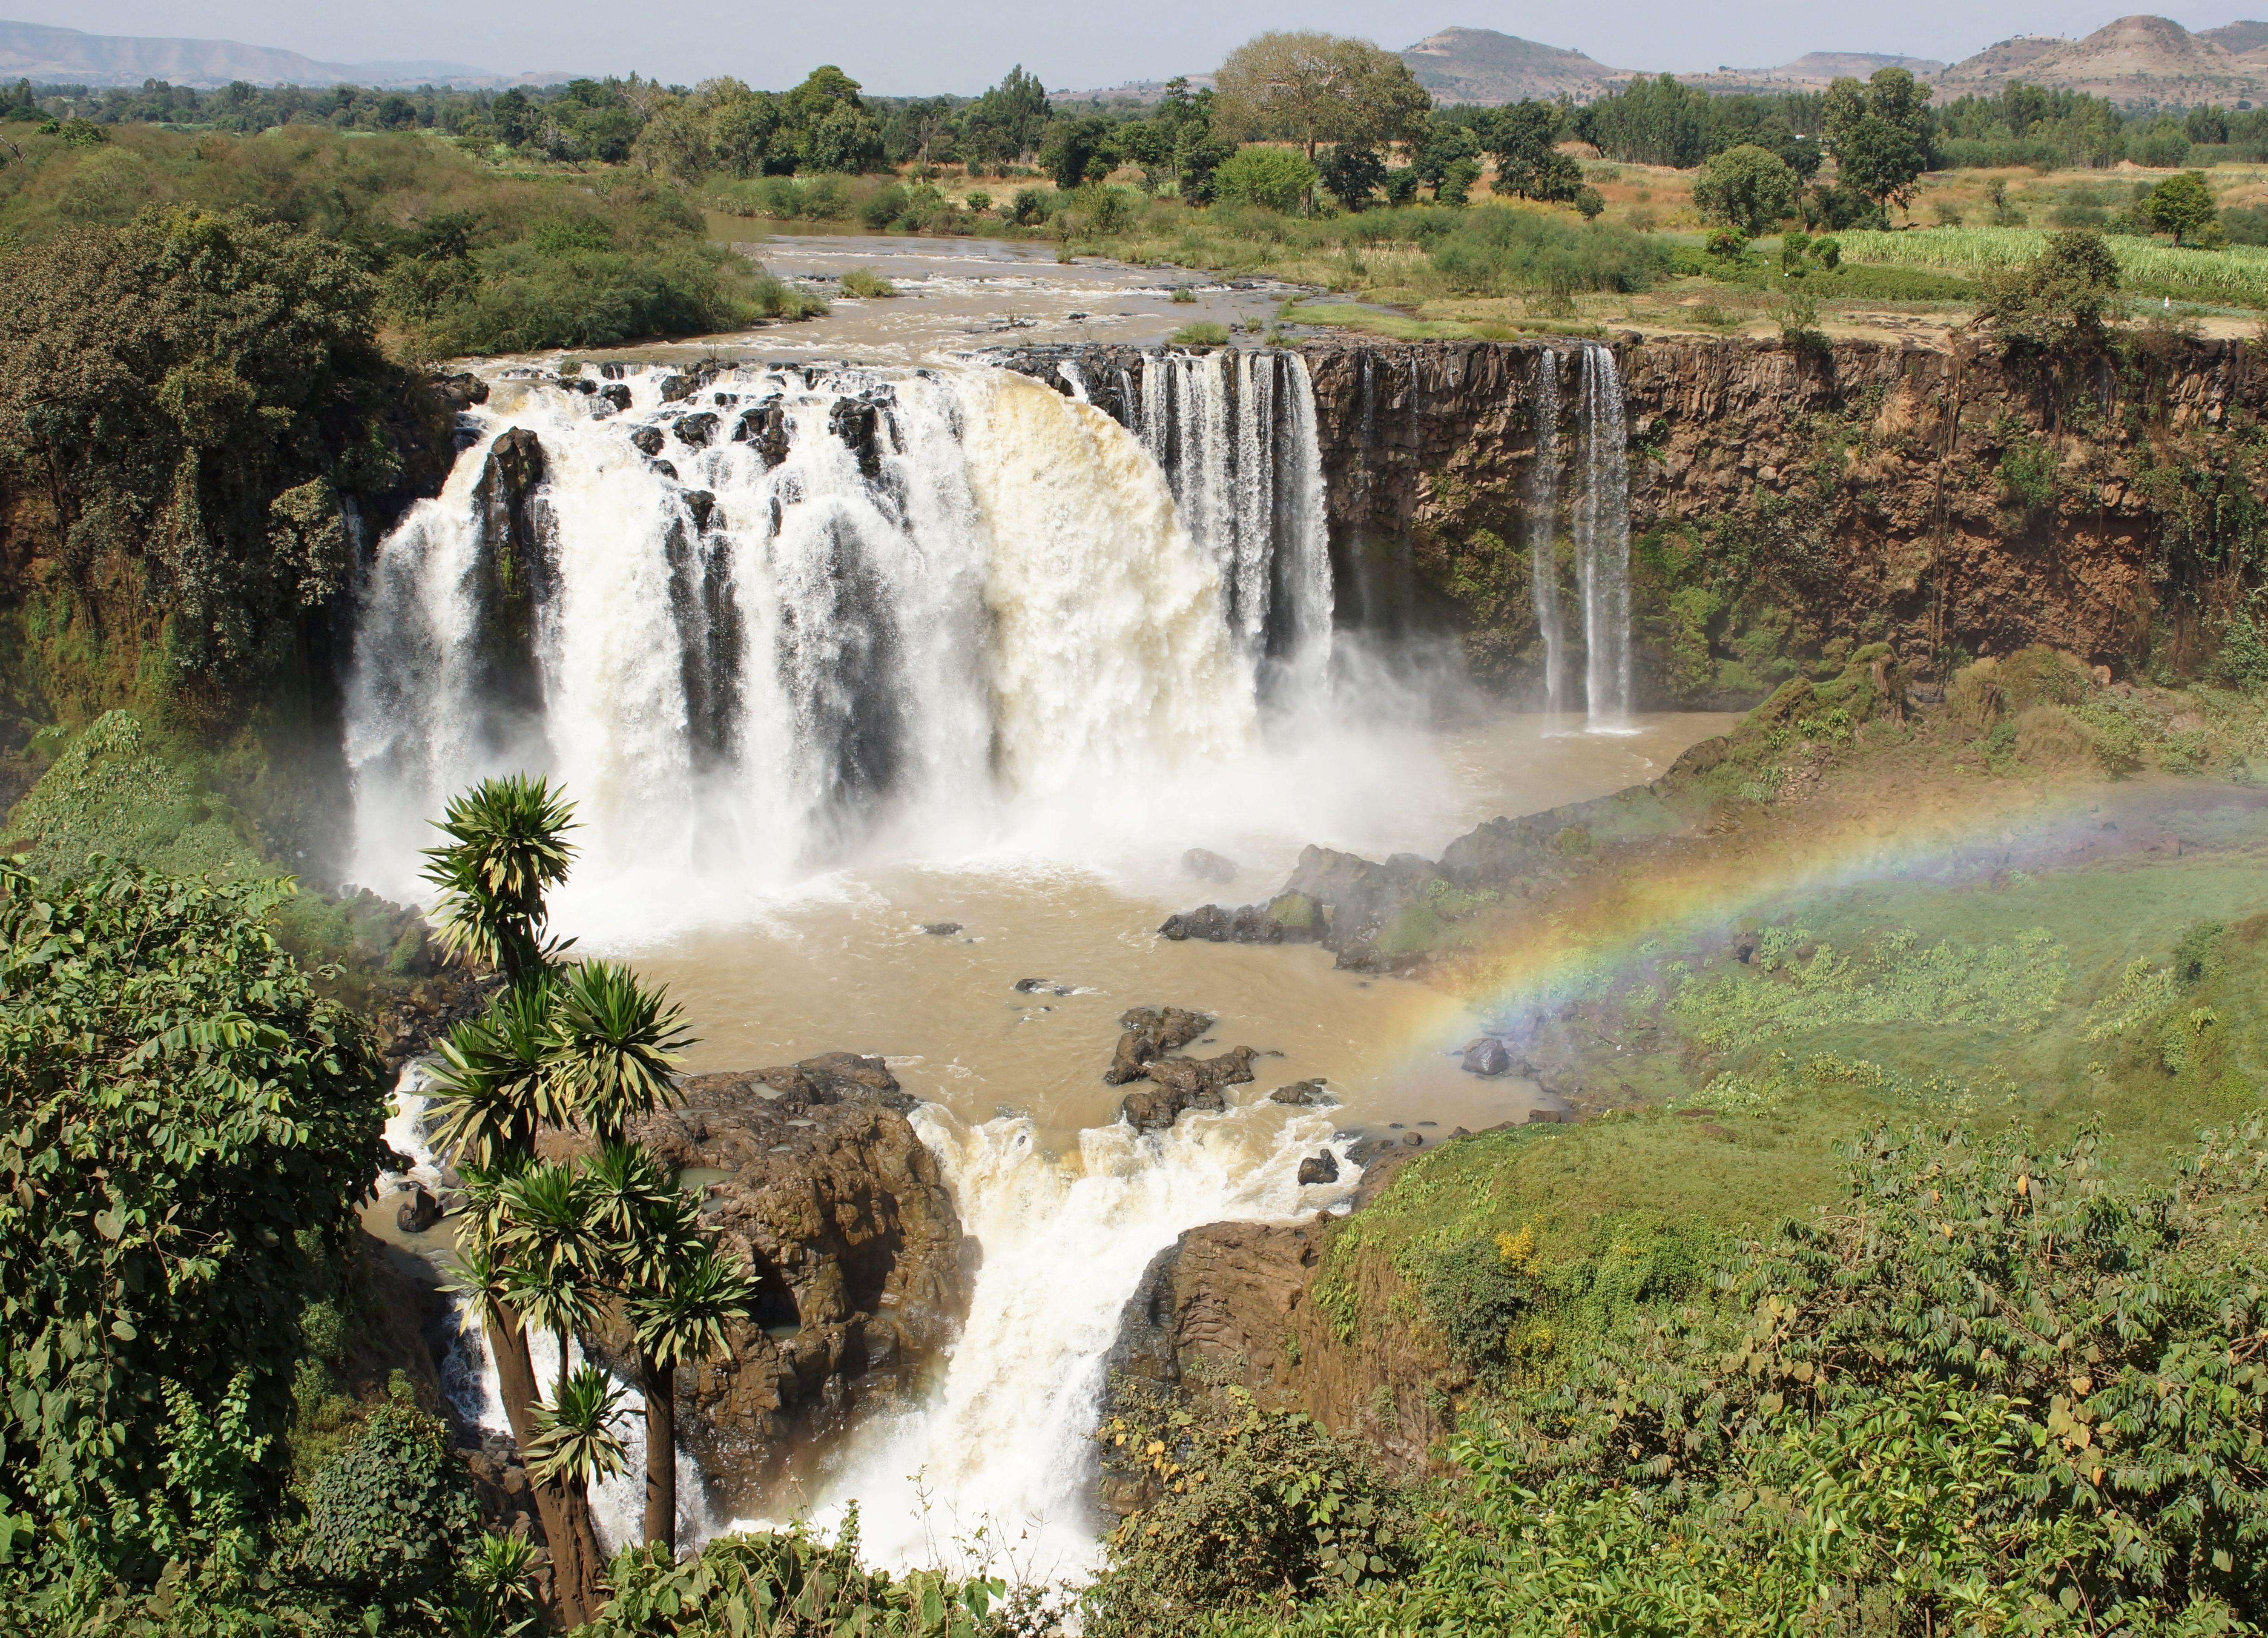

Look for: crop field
[1836,225,2268,307]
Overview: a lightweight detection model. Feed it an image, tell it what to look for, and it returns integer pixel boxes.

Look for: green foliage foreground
[1169,1119,2268,1638]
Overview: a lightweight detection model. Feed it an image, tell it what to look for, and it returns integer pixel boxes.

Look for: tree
[1484,101,1581,203]
[1040,116,1116,190]
[1411,117,1479,195]
[2146,170,2222,247]
[1822,67,1933,214]
[1212,31,1431,160]
[779,67,883,174]
[1318,143,1387,210]
[962,64,1049,163]
[626,1247,752,1550]
[1212,145,1320,212]
[419,773,578,982]
[1976,228,2122,353]
[0,858,388,1574]
[1691,143,1802,235]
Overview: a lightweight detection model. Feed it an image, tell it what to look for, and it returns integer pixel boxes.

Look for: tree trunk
[488,1302,594,1629]
[640,1351,678,1551]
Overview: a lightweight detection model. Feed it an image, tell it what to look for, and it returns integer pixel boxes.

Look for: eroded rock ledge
[570,1054,975,1518]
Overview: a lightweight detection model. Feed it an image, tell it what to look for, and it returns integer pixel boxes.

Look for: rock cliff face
[580,1055,974,1518]
[1005,333,2268,709]
[1100,1147,1454,1494]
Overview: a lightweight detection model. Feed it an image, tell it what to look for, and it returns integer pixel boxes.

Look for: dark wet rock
[1181,848,1238,884]
[627,425,665,456]
[651,459,678,480]
[1461,1037,1513,1077]
[829,392,891,478]
[1297,1150,1340,1185]
[1158,892,1322,946]
[656,373,694,402]
[916,921,962,935]
[560,374,596,394]
[598,362,627,379]
[682,489,716,529]
[560,1058,969,1516]
[1120,1046,1257,1132]
[434,371,490,412]
[675,411,720,448]
[732,399,791,467]
[1012,977,1055,993]
[1268,1079,1336,1107]
[1527,1093,1577,1124]
[1402,1131,1424,1146]
[1106,1005,1213,1085]
[597,382,633,412]
[395,1185,443,1234]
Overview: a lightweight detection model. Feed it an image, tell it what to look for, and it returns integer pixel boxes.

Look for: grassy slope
[1315,664,2268,1374]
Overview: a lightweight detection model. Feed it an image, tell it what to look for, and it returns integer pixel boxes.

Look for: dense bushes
[1427,207,1662,297]
[1179,1119,2268,1636]
[0,856,388,1588]
[297,1398,478,1610]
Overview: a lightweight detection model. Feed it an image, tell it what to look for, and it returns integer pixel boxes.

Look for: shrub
[2012,703,2092,771]
[1995,644,2088,711]
[298,1397,478,1607]
[1212,146,1318,213]
[1947,658,2004,729]
[1085,1383,1413,1637]
[1168,321,1232,347]
[1429,207,1662,297]
[837,266,896,298]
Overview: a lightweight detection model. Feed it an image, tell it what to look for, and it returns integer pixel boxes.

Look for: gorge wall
[1012,333,2268,710]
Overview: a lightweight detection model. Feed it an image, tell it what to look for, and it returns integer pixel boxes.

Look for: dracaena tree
[419,774,753,1598]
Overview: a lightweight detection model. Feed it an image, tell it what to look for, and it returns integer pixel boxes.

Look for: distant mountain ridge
[1399,27,1630,104]
[0,18,561,89]
[1932,14,2268,107]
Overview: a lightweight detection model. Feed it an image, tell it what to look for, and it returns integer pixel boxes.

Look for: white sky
[15,2,2265,95]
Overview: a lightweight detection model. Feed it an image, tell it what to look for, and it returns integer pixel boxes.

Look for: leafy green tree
[299,1397,480,1613]
[625,1248,752,1551]
[1691,142,1802,235]
[1318,143,1386,210]
[1212,31,1431,160]
[779,67,882,174]
[0,858,388,1575]
[1411,116,1479,195]
[1040,116,1117,191]
[961,65,1050,164]
[1211,146,1320,213]
[419,773,578,982]
[1977,228,2122,353]
[1822,67,1934,214]
[2146,169,2222,247]
[1484,101,1581,203]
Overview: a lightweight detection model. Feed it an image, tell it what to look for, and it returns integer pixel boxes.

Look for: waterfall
[345,361,1324,901]
[730,1101,1355,1578]
[1128,350,1335,706]
[1574,344,1632,728]
[1527,350,1565,711]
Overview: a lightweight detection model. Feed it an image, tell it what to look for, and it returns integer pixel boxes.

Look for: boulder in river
[675,411,720,448]
[627,425,665,456]
[1120,1046,1258,1132]
[1181,848,1239,884]
[1106,1005,1213,1085]
[395,1185,442,1234]
[916,921,962,936]
[1296,1150,1340,1185]
[1461,1037,1513,1077]
[1268,1079,1335,1107]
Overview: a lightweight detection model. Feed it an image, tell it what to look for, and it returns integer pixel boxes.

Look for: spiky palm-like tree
[419,773,578,982]
[523,1363,631,1621]
[548,960,693,1145]
[425,976,566,1169]
[497,1160,609,1398]
[626,1246,757,1551]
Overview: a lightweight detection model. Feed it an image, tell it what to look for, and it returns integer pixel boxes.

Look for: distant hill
[1678,52,1946,95]
[1932,14,2268,107]
[0,18,555,88]
[1398,27,1632,105]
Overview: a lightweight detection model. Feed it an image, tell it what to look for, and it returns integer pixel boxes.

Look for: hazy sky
[22,1,2268,94]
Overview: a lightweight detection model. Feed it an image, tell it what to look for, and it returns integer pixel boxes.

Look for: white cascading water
[738,1102,1355,1578]
[1573,344,1632,728]
[344,360,1333,904]
[1130,350,1334,706]
[1527,350,1565,711]
[350,352,1355,1578]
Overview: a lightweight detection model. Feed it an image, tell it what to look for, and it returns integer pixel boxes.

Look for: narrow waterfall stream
[1527,350,1565,711]
[355,341,1697,1579]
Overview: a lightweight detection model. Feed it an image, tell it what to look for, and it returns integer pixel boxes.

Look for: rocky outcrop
[1100,1142,1451,1494]
[591,1056,972,1516]
[1105,1005,1213,1085]
[1119,1046,1259,1132]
